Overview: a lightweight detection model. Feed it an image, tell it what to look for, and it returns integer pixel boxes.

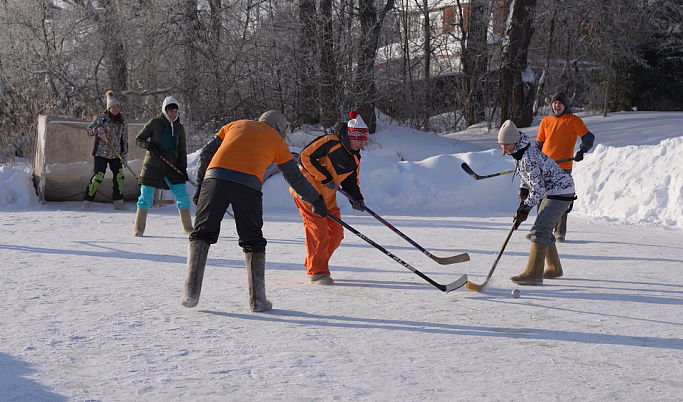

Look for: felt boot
[510,242,547,285]
[181,240,210,308]
[113,199,125,210]
[82,201,91,210]
[179,207,193,235]
[308,274,334,285]
[134,208,148,237]
[246,252,272,312]
[543,242,564,279]
[555,213,567,242]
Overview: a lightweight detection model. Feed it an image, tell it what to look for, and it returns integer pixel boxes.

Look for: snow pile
[0,166,38,209]
[574,137,683,227]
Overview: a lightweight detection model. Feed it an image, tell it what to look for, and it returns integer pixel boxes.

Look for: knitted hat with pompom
[347,111,369,141]
[106,90,120,110]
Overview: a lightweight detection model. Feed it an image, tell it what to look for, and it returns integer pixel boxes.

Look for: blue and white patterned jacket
[513,132,575,207]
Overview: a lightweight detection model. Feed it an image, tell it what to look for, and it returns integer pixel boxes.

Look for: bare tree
[354,0,396,133]
[499,0,537,127]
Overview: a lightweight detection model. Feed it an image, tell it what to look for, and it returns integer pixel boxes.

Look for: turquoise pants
[137,177,191,210]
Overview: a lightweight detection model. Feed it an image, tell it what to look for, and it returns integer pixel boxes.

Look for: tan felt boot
[543,242,564,279]
[510,242,548,286]
[308,274,335,285]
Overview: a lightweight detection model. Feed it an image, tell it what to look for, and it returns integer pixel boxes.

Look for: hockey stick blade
[444,274,469,292]
[464,223,517,293]
[461,162,514,180]
[464,279,489,292]
[429,252,470,265]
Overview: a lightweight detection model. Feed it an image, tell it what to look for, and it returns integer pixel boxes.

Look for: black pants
[190,178,267,253]
[84,156,124,201]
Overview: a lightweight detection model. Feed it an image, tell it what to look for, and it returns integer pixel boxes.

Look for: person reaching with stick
[181,110,327,312]
[499,120,576,285]
[289,111,368,286]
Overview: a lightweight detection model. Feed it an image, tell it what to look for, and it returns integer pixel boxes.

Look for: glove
[518,188,529,203]
[181,169,189,181]
[149,143,161,157]
[322,181,337,190]
[192,184,202,206]
[97,127,105,138]
[310,195,328,218]
[350,199,365,212]
[122,155,128,165]
[574,150,584,162]
[513,203,532,229]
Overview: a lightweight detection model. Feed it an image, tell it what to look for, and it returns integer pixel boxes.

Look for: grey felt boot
[179,207,193,235]
[246,252,272,312]
[134,208,148,237]
[180,240,210,308]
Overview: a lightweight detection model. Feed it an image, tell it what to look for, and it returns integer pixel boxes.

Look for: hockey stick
[461,157,575,180]
[334,185,470,264]
[464,223,517,292]
[158,154,235,219]
[328,214,468,293]
[101,136,139,180]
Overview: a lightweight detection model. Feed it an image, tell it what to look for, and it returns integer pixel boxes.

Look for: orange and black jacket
[293,125,362,209]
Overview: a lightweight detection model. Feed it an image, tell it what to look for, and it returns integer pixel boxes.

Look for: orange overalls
[290,133,363,276]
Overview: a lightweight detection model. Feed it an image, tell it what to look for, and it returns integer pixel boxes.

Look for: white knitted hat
[106,90,120,109]
[498,120,520,144]
[347,111,369,141]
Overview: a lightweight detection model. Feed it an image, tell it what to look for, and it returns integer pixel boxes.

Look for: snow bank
[574,137,683,227]
[0,166,38,209]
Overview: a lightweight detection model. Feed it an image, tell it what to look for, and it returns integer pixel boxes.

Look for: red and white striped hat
[347,111,369,141]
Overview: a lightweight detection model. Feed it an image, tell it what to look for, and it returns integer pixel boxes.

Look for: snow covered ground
[1,111,682,401]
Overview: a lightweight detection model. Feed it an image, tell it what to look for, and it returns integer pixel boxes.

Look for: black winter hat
[551,92,568,107]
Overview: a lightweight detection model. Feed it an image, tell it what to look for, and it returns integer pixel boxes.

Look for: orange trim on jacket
[289,134,362,209]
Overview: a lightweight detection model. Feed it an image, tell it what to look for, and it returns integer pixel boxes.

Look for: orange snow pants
[294,197,343,276]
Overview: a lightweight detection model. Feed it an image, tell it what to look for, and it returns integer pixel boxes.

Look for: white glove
[97,127,105,138]
[122,155,128,165]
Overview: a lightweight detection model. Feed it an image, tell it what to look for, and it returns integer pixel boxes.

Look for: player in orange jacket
[180,110,327,312]
[290,111,368,285]
[535,92,595,241]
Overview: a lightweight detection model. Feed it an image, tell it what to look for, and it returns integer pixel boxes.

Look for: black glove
[322,181,337,190]
[310,195,328,217]
[574,150,584,162]
[149,143,161,157]
[192,184,201,206]
[518,188,529,203]
[513,203,532,229]
[181,169,189,181]
[350,199,365,212]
